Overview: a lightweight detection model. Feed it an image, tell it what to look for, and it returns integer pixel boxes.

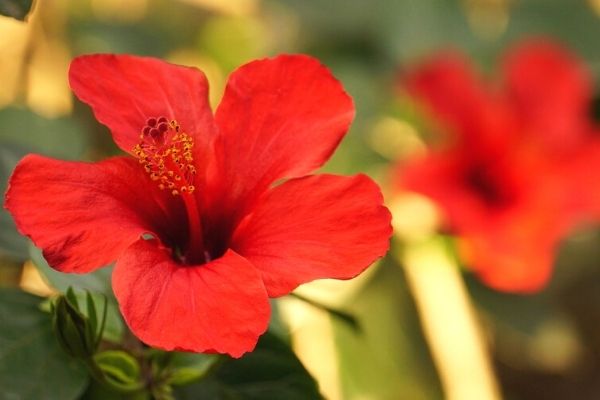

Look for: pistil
[133,116,207,264]
[180,189,206,264]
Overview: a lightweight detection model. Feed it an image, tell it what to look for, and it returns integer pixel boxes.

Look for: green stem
[289,292,361,332]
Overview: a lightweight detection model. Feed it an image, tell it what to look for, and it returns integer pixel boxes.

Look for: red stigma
[133,116,196,196]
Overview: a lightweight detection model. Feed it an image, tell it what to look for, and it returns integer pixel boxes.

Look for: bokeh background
[2,1,600,399]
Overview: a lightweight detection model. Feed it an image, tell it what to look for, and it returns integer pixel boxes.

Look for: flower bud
[94,350,144,392]
[51,288,105,359]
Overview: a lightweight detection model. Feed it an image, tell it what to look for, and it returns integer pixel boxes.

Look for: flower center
[465,165,514,210]
[133,117,207,265]
[133,116,196,196]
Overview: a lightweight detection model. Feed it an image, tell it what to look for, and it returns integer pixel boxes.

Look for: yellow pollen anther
[132,117,196,196]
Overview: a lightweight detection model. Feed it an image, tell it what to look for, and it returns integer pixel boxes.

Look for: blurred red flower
[5,54,392,357]
[397,40,600,292]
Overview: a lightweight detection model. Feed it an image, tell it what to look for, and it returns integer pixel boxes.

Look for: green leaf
[0,288,89,400]
[0,108,88,260]
[30,245,113,295]
[505,0,600,66]
[0,107,87,160]
[0,144,29,260]
[289,292,360,332]
[174,332,323,400]
[0,0,34,20]
[65,287,80,307]
[330,259,442,399]
[86,291,99,337]
[0,208,28,260]
[465,273,554,335]
[81,380,151,400]
[167,353,220,386]
[74,291,123,344]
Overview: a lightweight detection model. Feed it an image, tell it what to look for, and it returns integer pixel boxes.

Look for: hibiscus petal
[4,154,184,273]
[502,40,592,150]
[209,55,354,227]
[231,174,392,297]
[399,151,485,230]
[403,52,492,143]
[112,239,270,358]
[69,54,216,157]
[460,231,557,293]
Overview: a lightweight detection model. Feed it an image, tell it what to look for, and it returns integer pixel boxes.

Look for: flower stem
[401,236,501,400]
[289,293,360,332]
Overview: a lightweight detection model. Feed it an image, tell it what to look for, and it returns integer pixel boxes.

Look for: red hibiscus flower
[396,40,600,292]
[4,54,392,357]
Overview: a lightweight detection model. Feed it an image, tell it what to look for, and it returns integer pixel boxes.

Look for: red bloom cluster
[5,54,392,357]
[397,40,600,292]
